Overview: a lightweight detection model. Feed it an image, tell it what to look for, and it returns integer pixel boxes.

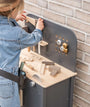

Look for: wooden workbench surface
[20,48,77,88]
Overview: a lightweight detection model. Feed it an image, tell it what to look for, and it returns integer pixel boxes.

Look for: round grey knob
[56,40,62,45]
[30,81,36,87]
[60,46,64,52]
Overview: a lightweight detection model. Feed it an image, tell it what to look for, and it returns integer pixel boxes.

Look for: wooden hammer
[26,16,37,52]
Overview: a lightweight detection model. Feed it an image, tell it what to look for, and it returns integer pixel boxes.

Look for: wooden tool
[38,41,48,54]
[48,65,61,77]
[20,89,23,107]
[50,70,60,77]
[40,61,54,75]
[26,16,37,52]
[19,62,25,107]
[42,61,55,65]
[40,63,46,75]
[26,16,37,26]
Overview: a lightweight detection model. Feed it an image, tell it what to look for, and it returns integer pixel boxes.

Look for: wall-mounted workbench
[20,14,77,107]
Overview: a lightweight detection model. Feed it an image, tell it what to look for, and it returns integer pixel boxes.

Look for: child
[0,0,44,107]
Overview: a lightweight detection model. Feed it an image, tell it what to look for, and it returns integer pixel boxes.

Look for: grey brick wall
[24,0,90,107]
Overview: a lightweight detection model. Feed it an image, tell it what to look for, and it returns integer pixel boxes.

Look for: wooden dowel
[33,46,36,52]
[28,47,31,52]
[20,89,23,107]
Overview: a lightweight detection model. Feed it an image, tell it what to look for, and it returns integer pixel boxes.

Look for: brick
[76,69,90,83]
[25,0,35,3]
[83,0,90,2]
[75,10,90,23]
[26,0,48,8]
[24,3,42,15]
[73,95,90,107]
[77,50,83,60]
[42,9,66,24]
[74,86,90,102]
[84,54,90,63]
[48,2,73,16]
[74,30,85,42]
[83,1,90,12]
[73,103,80,107]
[86,35,90,44]
[37,0,48,8]
[67,18,90,33]
[76,61,89,73]
[53,0,82,8]
[77,41,90,54]
[75,78,90,92]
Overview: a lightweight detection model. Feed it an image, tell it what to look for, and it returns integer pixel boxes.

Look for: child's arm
[18,18,44,49]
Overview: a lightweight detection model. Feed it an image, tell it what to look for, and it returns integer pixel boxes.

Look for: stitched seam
[0,39,19,42]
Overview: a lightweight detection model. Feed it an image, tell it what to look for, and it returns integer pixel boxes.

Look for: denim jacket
[0,16,42,84]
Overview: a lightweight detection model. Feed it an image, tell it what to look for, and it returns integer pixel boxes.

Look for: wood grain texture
[20,48,77,88]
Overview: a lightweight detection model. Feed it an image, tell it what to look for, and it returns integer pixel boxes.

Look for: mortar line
[75,77,90,85]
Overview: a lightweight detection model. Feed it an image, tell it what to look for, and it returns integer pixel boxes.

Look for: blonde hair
[0,0,24,17]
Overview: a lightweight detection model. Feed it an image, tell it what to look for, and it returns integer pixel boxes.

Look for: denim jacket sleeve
[19,28,43,49]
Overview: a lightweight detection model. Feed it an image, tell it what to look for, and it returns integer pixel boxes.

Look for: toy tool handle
[28,47,31,52]
[26,16,37,26]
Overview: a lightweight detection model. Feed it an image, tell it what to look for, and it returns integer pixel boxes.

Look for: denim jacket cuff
[35,29,42,35]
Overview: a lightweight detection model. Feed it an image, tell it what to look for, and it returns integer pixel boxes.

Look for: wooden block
[26,16,37,26]
[28,47,31,52]
[40,64,46,74]
[50,70,60,77]
[49,65,61,72]
[49,65,61,76]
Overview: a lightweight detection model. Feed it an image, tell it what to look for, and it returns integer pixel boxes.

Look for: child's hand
[16,11,26,21]
[36,18,44,31]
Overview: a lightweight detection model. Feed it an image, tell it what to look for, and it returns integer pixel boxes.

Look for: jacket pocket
[0,82,15,99]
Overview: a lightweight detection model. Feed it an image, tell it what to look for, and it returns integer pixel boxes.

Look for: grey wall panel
[26,14,77,72]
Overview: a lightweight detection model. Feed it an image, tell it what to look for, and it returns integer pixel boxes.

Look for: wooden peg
[33,46,36,52]
[28,47,31,52]
[40,64,46,75]
[20,89,23,107]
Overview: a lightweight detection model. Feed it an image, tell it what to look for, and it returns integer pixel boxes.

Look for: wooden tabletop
[20,48,77,88]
